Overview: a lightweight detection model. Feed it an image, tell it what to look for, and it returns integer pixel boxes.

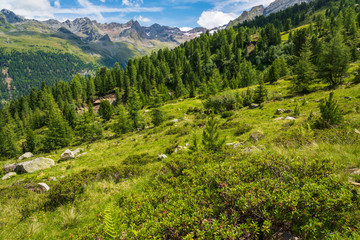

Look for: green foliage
[113,105,132,135]
[234,123,253,136]
[293,38,315,93]
[76,105,103,142]
[151,108,166,127]
[204,91,241,113]
[315,92,344,129]
[23,128,39,153]
[294,104,301,116]
[254,79,267,104]
[202,115,225,152]
[104,202,117,239]
[98,100,113,121]
[0,124,20,158]
[318,32,350,86]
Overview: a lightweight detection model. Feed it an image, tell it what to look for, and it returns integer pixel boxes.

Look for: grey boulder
[2,172,16,180]
[18,152,33,160]
[3,163,17,173]
[15,157,55,173]
[60,149,75,161]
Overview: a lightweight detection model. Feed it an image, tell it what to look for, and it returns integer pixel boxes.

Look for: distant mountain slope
[228,0,314,27]
[264,0,313,16]
[228,5,264,27]
[0,9,204,103]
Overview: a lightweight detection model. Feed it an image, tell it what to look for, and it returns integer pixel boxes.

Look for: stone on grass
[15,157,55,173]
[38,183,50,191]
[60,149,75,161]
[171,119,179,123]
[72,148,84,156]
[274,117,283,121]
[284,116,296,120]
[18,152,33,160]
[276,109,285,114]
[2,172,16,180]
[250,104,259,109]
[158,154,167,160]
[355,129,360,135]
[3,163,17,173]
[77,152,87,157]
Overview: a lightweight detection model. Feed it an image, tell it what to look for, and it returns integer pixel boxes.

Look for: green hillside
[1,0,360,239]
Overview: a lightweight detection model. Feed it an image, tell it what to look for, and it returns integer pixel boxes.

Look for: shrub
[315,92,344,129]
[234,123,253,136]
[202,115,225,151]
[221,111,234,119]
[204,92,240,113]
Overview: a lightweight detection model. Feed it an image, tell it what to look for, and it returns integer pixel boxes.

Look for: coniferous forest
[1,0,360,239]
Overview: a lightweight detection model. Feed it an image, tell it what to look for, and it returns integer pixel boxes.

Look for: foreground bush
[76,152,360,239]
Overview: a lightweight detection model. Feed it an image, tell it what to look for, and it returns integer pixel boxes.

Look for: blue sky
[1,0,275,29]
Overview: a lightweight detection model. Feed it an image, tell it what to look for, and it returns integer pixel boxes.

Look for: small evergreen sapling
[315,92,344,129]
[151,108,166,127]
[202,114,225,152]
[254,79,268,104]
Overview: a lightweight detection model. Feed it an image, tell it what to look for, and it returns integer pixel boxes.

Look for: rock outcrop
[264,0,313,16]
[15,157,55,173]
[228,5,264,27]
[2,172,16,180]
[19,152,33,160]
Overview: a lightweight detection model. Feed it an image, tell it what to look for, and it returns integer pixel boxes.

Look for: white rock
[2,172,16,180]
[158,154,167,160]
[284,116,296,120]
[355,129,360,135]
[72,148,84,156]
[274,117,283,121]
[60,149,75,161]
[77,152,88,157]
[19,152,33,160]
[171,119,179,123]
[15,158,55,173]
[38,183,50,191]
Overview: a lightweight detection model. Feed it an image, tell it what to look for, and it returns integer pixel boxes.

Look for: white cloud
[197,10,237,29]
[54,0,61,8]
[180,27,192,32]
[135,15,151,23]
[1,0,54,19]
[100,0,105,2]
[122,0,143,7]
[0,0,162,23]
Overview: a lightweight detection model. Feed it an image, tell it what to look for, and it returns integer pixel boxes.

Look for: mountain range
[0,0,313,103]
[228,0,313,27]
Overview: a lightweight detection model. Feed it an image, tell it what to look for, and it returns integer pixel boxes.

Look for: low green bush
[76,152,360,239]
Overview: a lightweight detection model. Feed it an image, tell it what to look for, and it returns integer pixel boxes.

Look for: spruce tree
[254,79,267,104]
[293,38,315,93]
[318,32,350,86]
[113,105,132,135]
[202,114,225,152]
[315,92,344,129]
[98,100,113,121]
[0,124,20,158]
[23,127,38,153]
[151,108,166,127]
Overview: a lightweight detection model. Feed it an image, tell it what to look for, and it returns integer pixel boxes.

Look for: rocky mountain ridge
[227,0,313,27]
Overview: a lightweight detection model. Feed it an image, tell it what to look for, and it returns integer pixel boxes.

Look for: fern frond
[104,202,117,239]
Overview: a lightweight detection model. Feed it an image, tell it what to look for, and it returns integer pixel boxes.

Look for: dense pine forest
[0,49,95,106]
[1,0,360,239]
